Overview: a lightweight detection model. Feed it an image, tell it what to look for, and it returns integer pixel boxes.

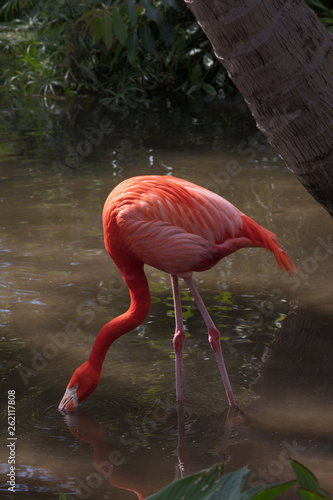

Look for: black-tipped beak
[58,386,78,412]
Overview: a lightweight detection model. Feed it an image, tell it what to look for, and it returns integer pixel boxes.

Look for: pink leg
[171,275,185,403]
[184,277,237,406]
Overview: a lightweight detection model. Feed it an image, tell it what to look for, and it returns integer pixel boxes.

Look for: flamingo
[59,175,295,411]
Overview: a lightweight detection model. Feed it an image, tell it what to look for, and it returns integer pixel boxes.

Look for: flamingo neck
[88,262,150,373]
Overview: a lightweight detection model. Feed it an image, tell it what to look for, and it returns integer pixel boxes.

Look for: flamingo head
[58,361,100,412]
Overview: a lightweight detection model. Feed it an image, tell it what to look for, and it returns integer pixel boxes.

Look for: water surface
[0,96,332,499]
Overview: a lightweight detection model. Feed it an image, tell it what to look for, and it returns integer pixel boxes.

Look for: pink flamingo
[59,175,295,410]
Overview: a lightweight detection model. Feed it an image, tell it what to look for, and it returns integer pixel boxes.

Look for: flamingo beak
[58,386,78,412]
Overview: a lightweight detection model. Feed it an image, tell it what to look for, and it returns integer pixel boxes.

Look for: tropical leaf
[74,8,101,25]
[73,60,102,88]
[157,17,176,45]
[290,460,333,500]
[250,481,297,500]
[126,31,138,64]
[140,24,155,53]
[161,0,177,7]
[308,0,333,14]
[190,63,202,85]
[113,7,127,45]
[209,467,250,499]
[290,460,322,494]
[123,0,137,28]
[102,11,113,51]
[145,464,225,500]
[90,14,104,44]
[203,83,217,96]
[298,490,333,500]
[141,0,160,22]
[203,52,214,70]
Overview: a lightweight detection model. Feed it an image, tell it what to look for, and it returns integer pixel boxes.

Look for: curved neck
[88,262,150,373]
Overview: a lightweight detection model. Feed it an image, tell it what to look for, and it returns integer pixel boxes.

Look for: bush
[0,0,227,102]
[0,0,332,103]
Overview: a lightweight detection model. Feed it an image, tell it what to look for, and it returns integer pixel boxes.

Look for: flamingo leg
[170,275,185,403]
[184,277,237,406]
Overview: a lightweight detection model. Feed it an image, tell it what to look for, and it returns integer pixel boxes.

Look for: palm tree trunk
[185,0,333,216]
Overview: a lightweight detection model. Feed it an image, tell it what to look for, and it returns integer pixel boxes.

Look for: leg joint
[173,329,185,351]
[208,327,221,352]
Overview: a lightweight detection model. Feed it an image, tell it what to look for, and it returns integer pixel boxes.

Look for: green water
[0,95,332,499]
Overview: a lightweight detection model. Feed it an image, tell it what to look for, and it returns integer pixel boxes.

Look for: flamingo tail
[240,215,296,276]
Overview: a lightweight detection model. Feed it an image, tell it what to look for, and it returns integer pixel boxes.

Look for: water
[0,95,332,499]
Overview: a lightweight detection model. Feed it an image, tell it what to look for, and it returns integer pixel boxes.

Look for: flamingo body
[103,176,293,277]
[59,175,295,411]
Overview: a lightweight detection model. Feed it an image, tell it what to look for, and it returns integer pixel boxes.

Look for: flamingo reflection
[60,403,239,498]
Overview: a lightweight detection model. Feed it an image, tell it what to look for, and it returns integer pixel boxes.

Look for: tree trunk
[185,0,333,216]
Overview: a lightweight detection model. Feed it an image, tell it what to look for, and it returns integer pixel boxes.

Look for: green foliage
[144,460,331,500]
[0,0,226,102]
[306,0,333,32]
[145,463,227,500]
[290,459,333,500]
[58,460,332,500]
[145,464,294,500]
[1,0,332,103]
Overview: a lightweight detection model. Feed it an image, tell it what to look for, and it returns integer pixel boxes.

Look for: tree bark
[184,0,333,216]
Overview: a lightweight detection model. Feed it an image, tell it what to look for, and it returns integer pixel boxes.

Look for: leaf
[126,31,138,64]
[161,0,177,7]
[74,60,102,88]
[186,84,201,96]
[203,83,217,96]
[141,0,160,22]
[113,7,127,45]
[239,485,268,500]
[101,11,113,51]
[210,467,250,500]
[186,22,200,35]
[251,481,297,500]
[298,489,333,500]
[188,48,202,56]
[320,17,333,23]
[190,63,202,85]
[145,463,224,500]
[123,0,137,28]
[290,460,321,493]
[140,25,155,53]
[157,17,176,45]
[75,8,101,25]
[309,0,332,14]
[203,53,214,70]
[290,460,333,499]
[90,15,103,44]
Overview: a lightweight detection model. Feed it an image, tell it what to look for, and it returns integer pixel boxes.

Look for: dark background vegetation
[0,0,332,104]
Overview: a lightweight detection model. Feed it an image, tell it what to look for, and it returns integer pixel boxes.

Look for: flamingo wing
[104,176,295,276]
[106,176,245,276]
